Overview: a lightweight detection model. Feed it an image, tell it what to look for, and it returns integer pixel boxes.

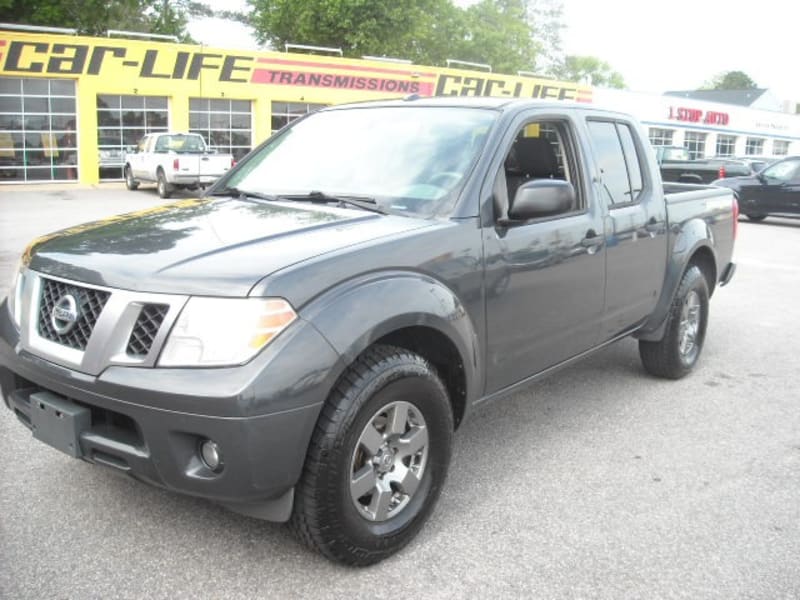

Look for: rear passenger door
[586,119,668,341]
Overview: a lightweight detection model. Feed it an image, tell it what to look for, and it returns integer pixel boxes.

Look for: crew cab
[1,98,737,566]
[713,155,800,220]
[124,132,234,198]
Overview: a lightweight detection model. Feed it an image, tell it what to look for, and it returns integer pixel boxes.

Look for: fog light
[200,439,223,472]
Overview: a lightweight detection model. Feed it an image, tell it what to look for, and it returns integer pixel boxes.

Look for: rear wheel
[156,169,171,199]
[290,345,453,566]
[639,265,709,379]
[124,166,139,191]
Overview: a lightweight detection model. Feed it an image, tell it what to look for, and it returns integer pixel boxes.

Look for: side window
[616,124,644,201]
[137,137,148,153]
[496,119,581,219]
[587,120,642,206]
[763,158,800,182]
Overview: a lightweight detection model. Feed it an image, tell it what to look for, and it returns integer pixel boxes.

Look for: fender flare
[635,218,718,342]
[298,271,482,408]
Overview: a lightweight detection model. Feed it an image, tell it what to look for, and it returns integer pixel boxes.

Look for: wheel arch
[678,173,704,184]
[687,245,717,296]
[372,326,467,428]
[300,273,481,429]
[635,220,718,342]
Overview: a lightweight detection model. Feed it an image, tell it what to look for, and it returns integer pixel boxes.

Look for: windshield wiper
[281,191,387,215]
[210,186,278,201]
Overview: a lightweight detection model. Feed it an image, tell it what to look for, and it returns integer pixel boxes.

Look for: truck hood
[27,197,434,296]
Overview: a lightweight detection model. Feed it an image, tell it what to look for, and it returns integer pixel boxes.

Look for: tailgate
[175,154,201,177]
[200,155,232,178]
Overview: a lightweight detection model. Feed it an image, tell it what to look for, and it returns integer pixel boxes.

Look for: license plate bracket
[29,391,90,458]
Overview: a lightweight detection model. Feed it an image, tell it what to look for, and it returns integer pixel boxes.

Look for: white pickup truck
[124,132,234,198]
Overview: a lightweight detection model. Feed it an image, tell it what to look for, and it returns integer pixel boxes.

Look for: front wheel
[156,170,171,199]
[290,345,453,566]
[639,265,709,379]
[745,214,766,222]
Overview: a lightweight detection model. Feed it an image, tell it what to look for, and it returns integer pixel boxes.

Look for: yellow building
[0,29,592,185]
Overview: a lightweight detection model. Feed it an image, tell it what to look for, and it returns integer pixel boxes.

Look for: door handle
[201,157,210,161]
[580,230,604,254]
[642,218,660,238]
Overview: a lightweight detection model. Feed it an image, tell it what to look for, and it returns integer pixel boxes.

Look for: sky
[188,0,800,104]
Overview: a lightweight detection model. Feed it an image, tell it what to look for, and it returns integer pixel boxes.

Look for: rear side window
[616,124,643,200]
[587,120,644,206]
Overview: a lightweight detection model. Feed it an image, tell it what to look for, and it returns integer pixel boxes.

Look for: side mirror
[508,179,575,221]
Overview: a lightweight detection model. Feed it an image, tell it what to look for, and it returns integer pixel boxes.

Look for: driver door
[758,158,800,215]
[483,116,606,393]
[130,136,150,179]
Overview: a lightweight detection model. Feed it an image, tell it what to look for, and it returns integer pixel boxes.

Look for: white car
[124,132,234,198]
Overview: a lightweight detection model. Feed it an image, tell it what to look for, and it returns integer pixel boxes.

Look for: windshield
[658,146,689,161]
[223,106,497,218]
[155,134,207,154]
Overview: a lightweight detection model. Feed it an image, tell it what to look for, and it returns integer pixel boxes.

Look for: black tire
[639,265,709,379]
[124,166,139,191]
[156,169,171,199]
[290,344,453,566]
[745,214,766,222]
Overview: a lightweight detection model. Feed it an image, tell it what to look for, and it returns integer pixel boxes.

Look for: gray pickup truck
[1,98,737,566]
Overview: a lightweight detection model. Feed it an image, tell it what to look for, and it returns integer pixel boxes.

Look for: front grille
[38,278,110,351]
[126,304,169,357]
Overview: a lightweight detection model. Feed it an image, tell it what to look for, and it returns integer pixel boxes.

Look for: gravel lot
[1,186,799,599]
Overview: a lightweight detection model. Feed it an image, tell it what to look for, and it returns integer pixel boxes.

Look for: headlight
[6,261,23,330]
[159,297,297,367]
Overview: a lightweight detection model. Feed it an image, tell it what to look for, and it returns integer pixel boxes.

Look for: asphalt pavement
[0,186,798,599]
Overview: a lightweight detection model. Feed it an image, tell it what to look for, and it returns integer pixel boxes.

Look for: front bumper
[0,300,341,519]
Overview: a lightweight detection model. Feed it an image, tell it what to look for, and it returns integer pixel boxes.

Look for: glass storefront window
[684,131,707,160]
[0,77,78,183]
[189,98,253,161]
[96,95,169,180]
[715,134,736,157]
[648,128,674,147]
[270,101,328,133]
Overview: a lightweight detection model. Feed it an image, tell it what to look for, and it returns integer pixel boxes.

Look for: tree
[246,0,561,72]
[706,70,758,90]
[0,0,210,42]
[458,0,538,73]
[526,0,565,73]
[551,55,625,88]
[247,0,452,61]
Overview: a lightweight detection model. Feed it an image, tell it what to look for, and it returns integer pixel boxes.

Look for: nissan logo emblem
[51,294,80,335]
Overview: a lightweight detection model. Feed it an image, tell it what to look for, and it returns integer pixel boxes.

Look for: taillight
[173,158,179,171]
[231,157,236,168]
[732,195,739,240]
[718,165,726,179]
